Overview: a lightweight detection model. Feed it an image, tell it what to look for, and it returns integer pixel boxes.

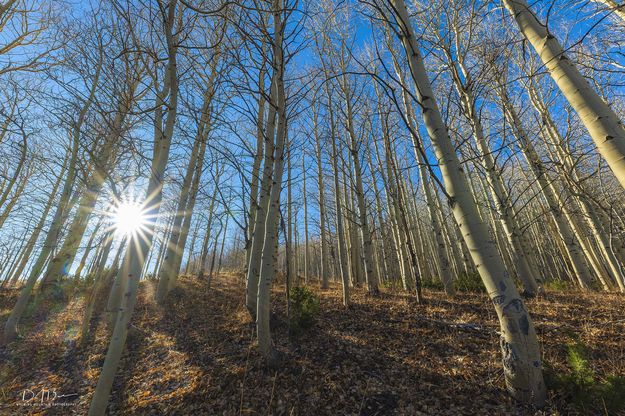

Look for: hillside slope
[1,275,624,415]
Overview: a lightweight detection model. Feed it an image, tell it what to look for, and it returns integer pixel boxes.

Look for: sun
[113,201,147,236]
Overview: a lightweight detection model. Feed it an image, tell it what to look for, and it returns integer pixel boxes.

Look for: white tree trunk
[591,0,625,22]
[313,108,330,289]
[496,82,596,290]
[2,151,68,343]
[389,0,546,404]
[88,2,179,413]
[246,75,278,316]
[256,0,286,363]
[503,0,625,190]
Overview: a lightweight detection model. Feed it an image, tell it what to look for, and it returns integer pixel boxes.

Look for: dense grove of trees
[1,0,624,412]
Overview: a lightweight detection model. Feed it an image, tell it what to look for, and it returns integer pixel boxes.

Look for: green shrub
[454,272,485,293]
[420,276,445,291]
[381,279,402,290]
[543,279,572,291]
[601,375,625,413]
[545,340,625,414]
[82,267,115,286]
[49,277,86,301]
[289,286,320,335]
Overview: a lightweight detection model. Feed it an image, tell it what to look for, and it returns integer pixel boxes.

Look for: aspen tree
[293,189,300,281]
[314,26,350,304]
[217,214,229,274]
[0,136,28,229]
[246,74,278,316]
[386,46,455,294]
[491,74,595,290]
[199,170,222,280]
[430,13,540,295]
[333,40,379,293]
[313,102,330,289]
[404,173,430,278]
[166,136,209,288]
[438,195,465,278]
[184,218,202,275]
[522,76,625,291]
[287,146,296,285]
[506,97,606,291]
[365,140,390,283]
[73,219,104,280]
[372,128,408,289]
[340,141,360,285]
[1,229,31,285]
[151,214,176,280]
[207,217,224,287]
[41,68,141,289]
[156,43,221,300]
[246,60,267,269]
[156,132,203,297]
[329,90,351,304]
[80,231,118,345]
[374,99,421,295]
[377,0,546,404]
[590,0,625,23]
[4,155,67,286]
[502,0,625,190]
[387,137,423,298]
[1,151,68,342]
[302,153,310,283]
[89,1,180,412]
[256,0,288,364]
[2,55,99,341]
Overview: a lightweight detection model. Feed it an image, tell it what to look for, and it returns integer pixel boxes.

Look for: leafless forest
[1,0,625,414]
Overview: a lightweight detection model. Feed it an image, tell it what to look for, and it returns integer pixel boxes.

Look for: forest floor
[0,274,624,416]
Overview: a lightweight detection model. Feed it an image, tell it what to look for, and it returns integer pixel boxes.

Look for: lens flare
[113,201,146,236]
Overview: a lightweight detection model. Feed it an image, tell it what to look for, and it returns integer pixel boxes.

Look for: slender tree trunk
[184,218,202,275]
[287,150,296,285]
[4,155,67,286]
[217,214,229,274]
[524,80,625,291]
[246,60,267,272]
[373,133,407,289]
[79,231,117,345]
[366,143,390,284]
[496,82,595,290]
[256,0,287,364]
[41,82,135,289]
[0,136,28,229]
[387,57,455,293]
[88,2,179,412]
[591,0,625,21]
[246,74,278,317]
[198,181,220,280]
[207,219,222,288]
[387,144,422,300]
[2,136,80,343]
[302,154,310,284]
[388,0,546,404]
[73,219,104,280]
[161,50,220,297]
[340,73,378,294]
[329,103,350,305]
[153,215,175,278]
[502,0,625,190]
[442,49,539,295]
[313,108,330,289]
